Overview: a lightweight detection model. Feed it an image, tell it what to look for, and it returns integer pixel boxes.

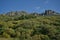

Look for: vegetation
[0,10,60,40]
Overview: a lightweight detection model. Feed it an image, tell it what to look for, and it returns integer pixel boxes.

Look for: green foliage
[0,13,60,40]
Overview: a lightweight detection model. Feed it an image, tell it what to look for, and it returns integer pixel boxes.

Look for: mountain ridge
[0,10,60,16]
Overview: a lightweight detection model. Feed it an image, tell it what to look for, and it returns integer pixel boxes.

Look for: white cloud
[35,7,41,10]
[32,6,41,12]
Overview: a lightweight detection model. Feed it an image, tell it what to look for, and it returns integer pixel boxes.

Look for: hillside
[0,10,60,40]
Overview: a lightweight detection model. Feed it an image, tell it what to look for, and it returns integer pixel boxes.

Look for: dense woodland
[0,10,60,40]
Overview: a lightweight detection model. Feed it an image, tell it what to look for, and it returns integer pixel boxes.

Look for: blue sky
[0,0,60,13]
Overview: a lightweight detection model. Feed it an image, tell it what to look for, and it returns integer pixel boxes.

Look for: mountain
[41,10,60,16]
[0,10,60,16]
[4,11,29,16]
[0,10,60,40]
[44,10,60,15]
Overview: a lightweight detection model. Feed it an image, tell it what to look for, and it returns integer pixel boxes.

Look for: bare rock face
[44,10,56,15]
[5,11,28,16]
[1,10,60,16]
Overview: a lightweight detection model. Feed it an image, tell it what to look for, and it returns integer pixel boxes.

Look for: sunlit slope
[0,15,60,40]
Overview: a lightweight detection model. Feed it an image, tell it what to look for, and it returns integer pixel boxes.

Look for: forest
[0,10,60,40]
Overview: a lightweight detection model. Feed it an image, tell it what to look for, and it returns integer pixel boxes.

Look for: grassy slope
[0,16,60,40]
